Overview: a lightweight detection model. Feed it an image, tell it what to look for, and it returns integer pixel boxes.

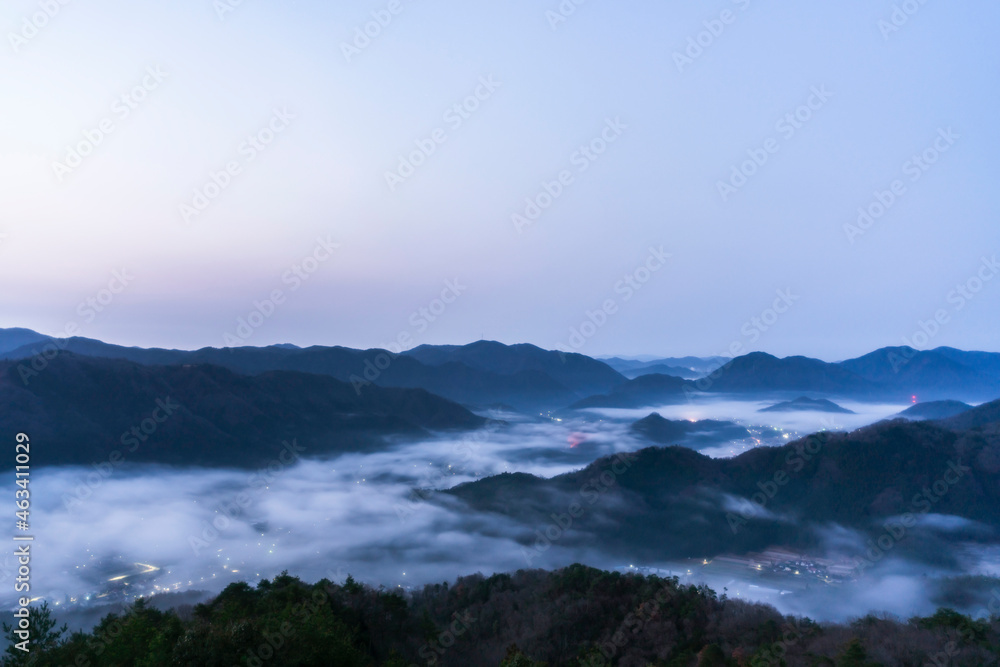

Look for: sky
[2,0,998,360]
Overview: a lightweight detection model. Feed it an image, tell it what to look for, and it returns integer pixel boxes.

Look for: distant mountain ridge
[0,327,52,355]
[402,340,624,396]
[840,346,1000,400]
[601,355,723,379]
[759,396,854,414]
[570,373,689,409]
[3,330,1000,411]
[0,353,485,468]
[707,352,875,395]
[0,331,626,411]
[575,348,1000,408]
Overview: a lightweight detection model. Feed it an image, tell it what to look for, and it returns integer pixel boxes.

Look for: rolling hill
[0,353,486,468]
[759,396,854,413]
[570,373,689,409]
[1,332,614,411]
[839,346,1000,401]
[630,412,752,447]
[446,408,1000,561]
[6,330,1000,412]
[898,400,974,420]
[402,340,625,396]
[707,352,875,396]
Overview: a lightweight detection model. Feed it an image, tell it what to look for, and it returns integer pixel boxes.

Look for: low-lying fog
[580,397,915,457]
[11,399,997,631]
[586,397,912,433]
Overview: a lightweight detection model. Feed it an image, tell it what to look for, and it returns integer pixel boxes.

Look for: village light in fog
[3,0,999,660]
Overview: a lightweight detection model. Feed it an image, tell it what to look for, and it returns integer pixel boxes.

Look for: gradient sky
[2,0,998,359]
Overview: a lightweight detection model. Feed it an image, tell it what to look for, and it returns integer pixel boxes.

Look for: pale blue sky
[2,0,998,359]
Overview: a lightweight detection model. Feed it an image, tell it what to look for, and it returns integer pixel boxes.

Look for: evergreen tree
[1,602,66,665]
[836,639,871,667]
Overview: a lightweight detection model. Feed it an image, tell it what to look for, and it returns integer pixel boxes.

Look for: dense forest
[446,412,1000,564]
[4,565,998,666]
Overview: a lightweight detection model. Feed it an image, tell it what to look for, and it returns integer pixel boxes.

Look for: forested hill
[0,353,485,469]
[447,406,1000,561]
[8,566,999,666]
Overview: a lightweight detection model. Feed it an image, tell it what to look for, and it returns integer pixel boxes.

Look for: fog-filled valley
[9,1,1000,662]
[4,331,1000,660]
[14,411,1000,630]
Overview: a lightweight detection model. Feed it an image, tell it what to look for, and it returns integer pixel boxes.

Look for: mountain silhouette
[0,353,485,469]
